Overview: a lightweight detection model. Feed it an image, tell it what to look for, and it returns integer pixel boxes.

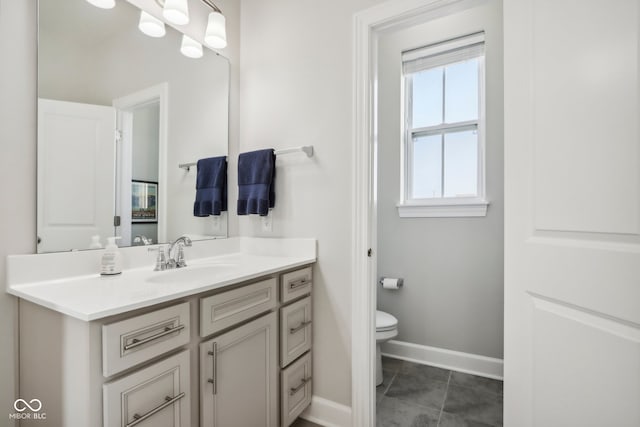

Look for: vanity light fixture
[156,0,227,50]
[162,0,189,25]
[88,0,227,53]
[204,9,227,49]
[85,0,115,9]
[180,35,203,58]
[138,11,166,38]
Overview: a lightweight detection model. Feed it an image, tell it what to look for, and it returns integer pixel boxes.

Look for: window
[399,33,488,217]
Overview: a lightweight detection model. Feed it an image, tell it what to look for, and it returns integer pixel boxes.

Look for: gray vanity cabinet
[17,263,313,427]
[200,312,279,427]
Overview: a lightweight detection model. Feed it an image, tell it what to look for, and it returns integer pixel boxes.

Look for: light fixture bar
[199,0,222,14]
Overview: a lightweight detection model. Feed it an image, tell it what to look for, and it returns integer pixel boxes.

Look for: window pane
[412,134,442,199]
[444,58,479,123]
[412,67,443,128]
[443,130,478,197]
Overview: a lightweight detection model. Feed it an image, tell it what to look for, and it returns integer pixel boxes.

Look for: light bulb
[85,0,115,9]
[204,11,227,49]
[180,35,203,59]
[138,11,166,38]
[163,0,189,25]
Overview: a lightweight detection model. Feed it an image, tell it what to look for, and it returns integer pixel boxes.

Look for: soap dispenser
[101,236,123,276]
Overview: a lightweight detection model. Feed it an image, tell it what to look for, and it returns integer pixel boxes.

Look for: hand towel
[237,149,276,216]
[193,156,227,217]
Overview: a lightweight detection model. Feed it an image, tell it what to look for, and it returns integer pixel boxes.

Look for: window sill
[397,198,489,218]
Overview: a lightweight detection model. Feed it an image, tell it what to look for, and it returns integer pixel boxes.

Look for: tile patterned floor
[377,357,503,427]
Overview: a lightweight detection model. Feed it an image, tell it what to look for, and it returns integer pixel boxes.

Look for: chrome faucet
[167,236,193,269]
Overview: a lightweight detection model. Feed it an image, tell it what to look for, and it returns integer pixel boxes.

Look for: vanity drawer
[280,296,312,368]
[200,277,277,337]
[281,352,312,427]
[281,266,312,303]
[102,302,190,377]
[103,350,191,427]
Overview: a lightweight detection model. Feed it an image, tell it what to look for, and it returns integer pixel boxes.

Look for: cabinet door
[103,350,190,427]
[200,312,278,427]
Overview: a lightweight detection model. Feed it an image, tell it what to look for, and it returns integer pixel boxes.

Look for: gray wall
[0,1,37,424]
[132,102,160,183]
[132,103,160,243]
[377,1,504,359]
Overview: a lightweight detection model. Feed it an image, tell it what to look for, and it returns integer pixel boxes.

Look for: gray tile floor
[291,417,322,427]
[377,357,503,427]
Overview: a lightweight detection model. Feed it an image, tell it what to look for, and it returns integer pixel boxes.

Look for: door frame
[113,83,169,245]
[351,0,491,424]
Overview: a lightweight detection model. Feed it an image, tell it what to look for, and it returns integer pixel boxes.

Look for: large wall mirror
[37,0,229,253]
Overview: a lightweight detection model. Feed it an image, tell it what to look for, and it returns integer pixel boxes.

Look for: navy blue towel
[237,149,276,216]
[194,156,227,217]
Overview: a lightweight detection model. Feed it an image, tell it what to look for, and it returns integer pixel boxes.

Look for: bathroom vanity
[7,237,315,427]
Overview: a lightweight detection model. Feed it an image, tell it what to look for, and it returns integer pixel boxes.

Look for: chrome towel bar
[179,145,314,171]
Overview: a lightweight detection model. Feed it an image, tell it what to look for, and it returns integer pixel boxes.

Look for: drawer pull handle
[289,278,310,290]
[207,342,218,395]
[127,392,185,427]
[289,377,312,395]
[124,324,185,351]
[289,320,312,334]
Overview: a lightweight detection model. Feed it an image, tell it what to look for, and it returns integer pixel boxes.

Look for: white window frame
[398,32,489,218]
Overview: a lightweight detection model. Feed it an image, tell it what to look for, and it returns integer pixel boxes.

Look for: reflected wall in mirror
[37,0,229,253]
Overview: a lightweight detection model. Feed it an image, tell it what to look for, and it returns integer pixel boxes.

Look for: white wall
[0,1,37,424]
[0,0,240,422]
[239,0,388,407]
[376,1,504,359]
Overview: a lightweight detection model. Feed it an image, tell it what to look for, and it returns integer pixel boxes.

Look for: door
[37,98,115,252]
[200,312,278,427]
[504,1,640,426]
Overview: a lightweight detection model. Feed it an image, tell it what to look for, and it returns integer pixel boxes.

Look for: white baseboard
[300,396,352,427]
[381,340,504,380]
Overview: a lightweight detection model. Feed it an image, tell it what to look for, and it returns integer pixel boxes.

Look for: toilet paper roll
[381,277,403,289]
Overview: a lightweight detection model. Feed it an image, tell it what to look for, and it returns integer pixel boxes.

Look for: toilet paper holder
[379,277,404,288]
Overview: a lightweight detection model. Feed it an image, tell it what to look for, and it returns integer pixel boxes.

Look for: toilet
[375,310,398,386]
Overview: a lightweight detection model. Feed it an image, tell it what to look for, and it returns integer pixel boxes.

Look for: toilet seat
[376,310,398,332]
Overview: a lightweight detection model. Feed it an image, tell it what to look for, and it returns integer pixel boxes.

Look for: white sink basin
[146,263,237,285]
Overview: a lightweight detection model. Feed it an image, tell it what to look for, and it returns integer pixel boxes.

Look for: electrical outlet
[261,213,272,232]
[211,216,221,231]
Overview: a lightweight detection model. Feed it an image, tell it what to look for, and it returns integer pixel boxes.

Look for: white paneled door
[37,99,115,252]
[504,1,640,426]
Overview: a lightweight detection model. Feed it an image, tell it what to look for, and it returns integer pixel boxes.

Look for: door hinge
[114,215,121,227]
[115,130,123,143]
[367,248,372,257]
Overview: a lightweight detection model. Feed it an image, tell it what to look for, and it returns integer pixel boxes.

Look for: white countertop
[6,237,316,321]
